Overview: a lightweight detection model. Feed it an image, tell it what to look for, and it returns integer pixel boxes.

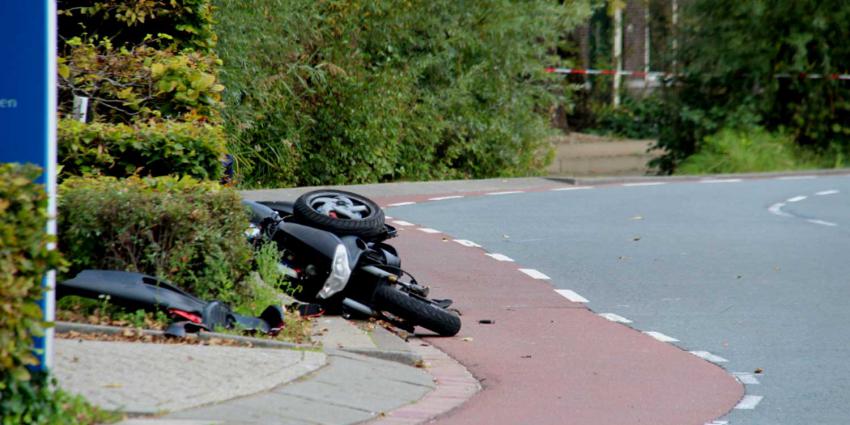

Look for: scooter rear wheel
[373,284,461,337]
[292,190,386,238]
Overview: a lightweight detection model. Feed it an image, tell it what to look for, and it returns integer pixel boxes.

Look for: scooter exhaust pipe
[342,297,376,317]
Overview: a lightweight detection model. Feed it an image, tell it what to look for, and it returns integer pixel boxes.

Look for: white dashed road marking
[418,228,441,234]
[786,195,807,203]
[643,331,679,343]
[700,178,742,184]
[733,372,761,385]
[518,268,550,280]
[486,191,524,196]
[554,289,589,303]
[387,201,416,207]
[392,220,415,226]
[598,313,632,323]
[622,182,667,187]
[768,203,792,217]
[816,189,839,196]
[454,239,482,248]
[734,395,764,410]
[807,219,838,227]
[689,351,728,363]
[428,195,465,201]
[485,253,514,262]
[551,186,593,191]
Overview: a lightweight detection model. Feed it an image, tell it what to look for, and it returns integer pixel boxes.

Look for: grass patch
[676,127,845,175]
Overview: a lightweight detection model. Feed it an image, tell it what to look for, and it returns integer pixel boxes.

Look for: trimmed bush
[58,37,223,124]
[58,175,252,304]
[58,119,226,180]
[58,0,217,52]
[0,164,63,383]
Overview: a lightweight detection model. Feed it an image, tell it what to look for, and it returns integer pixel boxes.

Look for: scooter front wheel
[373,284,461,337]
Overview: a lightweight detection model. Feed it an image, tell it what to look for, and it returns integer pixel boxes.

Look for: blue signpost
[0,1,58,370]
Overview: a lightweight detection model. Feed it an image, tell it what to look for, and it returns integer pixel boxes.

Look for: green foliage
[0,164,63,385]
[676,127,835,174]
[58,119,226,180]
[215,0,591,187]
[586,95,666,139]
[58,0,217,52]
[1,372,119,425]
[58,36,223,123]
[58,175,253,305]
[655,0,850,172]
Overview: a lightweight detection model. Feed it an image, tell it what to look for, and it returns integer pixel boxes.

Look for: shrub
[58,0,217,52]
[58,175,253,305]
[58,119,226,180]
[0,164,63,383]
[0,165,109,425]
[58,37,223,124]
[676,127,835,174]
[215,0,590,187]
[586,95,666,140]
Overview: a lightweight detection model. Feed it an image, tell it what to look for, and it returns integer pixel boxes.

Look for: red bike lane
[386,222,743,425]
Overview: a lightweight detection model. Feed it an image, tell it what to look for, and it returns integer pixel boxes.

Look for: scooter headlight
[318,244,351,299]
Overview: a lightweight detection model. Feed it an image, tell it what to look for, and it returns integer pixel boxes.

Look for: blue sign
[0,1,58,371]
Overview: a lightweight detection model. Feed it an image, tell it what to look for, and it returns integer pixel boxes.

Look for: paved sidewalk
[54,316,477,424]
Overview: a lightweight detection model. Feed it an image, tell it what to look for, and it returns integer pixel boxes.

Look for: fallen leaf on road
[754,368,764,374]
[478,319,494,324]
[521,355,532,359]
[633,236,641,241]
[104,383,123,389]
[462,337,474,342]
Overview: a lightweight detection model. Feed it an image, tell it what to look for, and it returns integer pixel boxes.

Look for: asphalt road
[389,174,850,425]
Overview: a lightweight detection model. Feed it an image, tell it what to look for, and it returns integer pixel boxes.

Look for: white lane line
[777,175,816,180]
[454,239,482,248]
[700,178,742,184]
[598,313,632,323]
[707,421,729,425]
[768,202,792,217]
[551,186,593,191]
[385,216,394,220]
[733,372,761,385]
[418,228,441,234]
[485,253,514,262]
[622,182,667,187]
[786,195,807,203]
[428,195,465,201]
[807,219,838,227]
[387,201,416,207]
[392,220,415,226]
[643,331,679,342]
[519,268,551,280]
[486,191,524,196]
[734,395,764,410]
[816,189,839,196]
[689,351,728,363]
[555,289,589,303]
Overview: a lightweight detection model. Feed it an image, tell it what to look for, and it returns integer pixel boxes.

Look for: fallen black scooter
[244,190,461,337]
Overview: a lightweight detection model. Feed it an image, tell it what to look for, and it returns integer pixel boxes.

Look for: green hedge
[0,164,62,382]
[58,37,223,124]
[58,119,226,180]
[58,175,252,304]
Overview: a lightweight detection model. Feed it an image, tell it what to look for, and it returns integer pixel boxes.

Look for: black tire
[293,190,385,238]
[373,284,461,336]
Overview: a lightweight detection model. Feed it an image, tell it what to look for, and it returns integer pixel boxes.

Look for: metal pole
[644,2,651,88]
[612,5,623,107]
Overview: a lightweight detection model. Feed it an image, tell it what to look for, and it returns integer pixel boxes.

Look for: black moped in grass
[244,190,461,337]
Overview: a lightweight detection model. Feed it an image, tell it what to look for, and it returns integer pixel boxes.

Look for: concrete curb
[549,167,850,186]
[56,321,315,350]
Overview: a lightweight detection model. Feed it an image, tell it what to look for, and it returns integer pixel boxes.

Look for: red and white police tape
[545,67,850,81]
